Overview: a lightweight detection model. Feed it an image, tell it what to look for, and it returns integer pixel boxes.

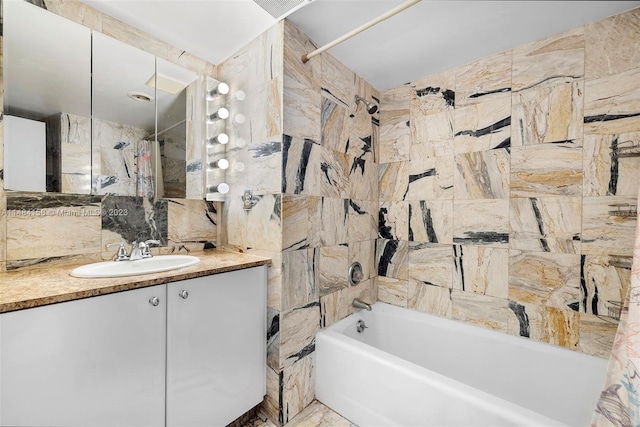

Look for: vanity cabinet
[0,266,267,427]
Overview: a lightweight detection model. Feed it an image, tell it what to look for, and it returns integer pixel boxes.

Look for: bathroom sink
[70,255,200,278]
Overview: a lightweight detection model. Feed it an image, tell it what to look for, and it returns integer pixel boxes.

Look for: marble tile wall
[220,20,379,426]
[377,7,640,359]
[0,1,219,270]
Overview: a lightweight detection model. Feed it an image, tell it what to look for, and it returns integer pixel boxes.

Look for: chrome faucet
[352,298,372,311]
[106,240,160,261]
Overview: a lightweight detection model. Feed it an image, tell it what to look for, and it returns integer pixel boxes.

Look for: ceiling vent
[253,0,312,20]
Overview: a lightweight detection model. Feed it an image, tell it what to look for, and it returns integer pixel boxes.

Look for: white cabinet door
[166,266,267,427]
[0,285,166,427]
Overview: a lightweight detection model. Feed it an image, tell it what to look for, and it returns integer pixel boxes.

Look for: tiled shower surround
[377,8,640,358]
[1,2,640,427]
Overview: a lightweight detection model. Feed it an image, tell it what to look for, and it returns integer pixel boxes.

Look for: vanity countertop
[0,249,271,313]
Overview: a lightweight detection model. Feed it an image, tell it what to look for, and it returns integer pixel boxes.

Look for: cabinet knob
[179,290,189,299]
[149,296,160,306]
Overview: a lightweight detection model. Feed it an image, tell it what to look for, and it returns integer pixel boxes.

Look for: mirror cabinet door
[3,0,91,193]
[155,59,201,199]
[92,33,156,197]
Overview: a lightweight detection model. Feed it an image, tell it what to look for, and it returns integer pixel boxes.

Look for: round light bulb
[234,90,246,101]
[208,133,229,145]
[235,138,247,148]
[217,159,230,170]
[209,183,230,194]
[234,114,246,124]
[208,107,229,121]
[235,162,246,172]
[208,82,230,99]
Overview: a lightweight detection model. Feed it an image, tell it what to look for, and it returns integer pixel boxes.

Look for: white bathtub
[316,302,608,427]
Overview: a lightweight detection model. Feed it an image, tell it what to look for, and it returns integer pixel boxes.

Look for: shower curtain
[136,140,154,198]
[592,187,640,427]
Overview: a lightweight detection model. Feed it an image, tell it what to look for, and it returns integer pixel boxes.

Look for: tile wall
[377,7,640,358]
[218,20,379,426]
[0,0,218,273]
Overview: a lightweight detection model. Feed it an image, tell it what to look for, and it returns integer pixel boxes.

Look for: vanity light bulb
[208,158,230,170]
[208,133,229,145]
[235,162,246,172]
[234,114,246,124]
[208,107,229,121]
[235,138,247,149]
[209,183,230,194]
[234,90,246,101]
[208,82,230,98]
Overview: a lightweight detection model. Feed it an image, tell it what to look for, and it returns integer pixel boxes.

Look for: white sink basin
[70,255,200,278]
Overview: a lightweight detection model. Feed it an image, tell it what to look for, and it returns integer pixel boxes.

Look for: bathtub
[316,302,608,427]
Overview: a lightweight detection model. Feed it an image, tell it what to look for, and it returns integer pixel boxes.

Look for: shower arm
[301,0,421,63]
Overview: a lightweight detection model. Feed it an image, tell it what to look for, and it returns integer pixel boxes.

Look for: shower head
[354,95,378,115]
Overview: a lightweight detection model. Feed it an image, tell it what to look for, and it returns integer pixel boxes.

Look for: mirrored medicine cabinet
[3,0,207,200]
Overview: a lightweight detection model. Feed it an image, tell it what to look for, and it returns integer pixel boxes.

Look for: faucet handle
[140,240,160,258]
[106,242,129,261]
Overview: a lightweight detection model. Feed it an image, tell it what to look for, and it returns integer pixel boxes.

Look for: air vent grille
[253,0,307,19]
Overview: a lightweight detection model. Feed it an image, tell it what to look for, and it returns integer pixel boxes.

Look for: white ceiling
[80,0,640,91]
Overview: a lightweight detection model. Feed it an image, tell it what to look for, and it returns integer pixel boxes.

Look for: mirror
[92,32,156,197]
[3,2,205,199]
[3,0,91,193]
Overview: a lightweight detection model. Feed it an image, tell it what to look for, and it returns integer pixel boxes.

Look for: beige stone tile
[266,308,281,371]
[320,52,354,107]
[282,195,321,252]
[508,250,581,309]
[347,200,377,243]
[411,111,454,156]
[408,200,453,244]
[320,279,373,328]
[263,366,280,424]
[406,150,454,201]
[379,202,408,241]
[378,276,408,308]
[454,97,511,154]
[453,245,508,298]
[583,132,640,197]
[455,50,512,106]
[408,242,453,289]
[545,307,579,350]
[286,400,352,427]
[582,196,637,256]
[510,143,583,197]
[44,0,103,31]
[280,304,319,369]
[409,281,452,318]
[319,197,348,246]
[349,157,378,202]
[512,27,584,91]
[321,97,349,154]
[245,193,282,251]
[453,199,509,248]
[282,249,319,312]
[411,71,456,115]
[379,161,409,202]
[585,7,640,80]
[349,239,376,282]
[578,313,618,358]
[248,248,283,312]
[283,23,321,141]
[380,85,411,163]
[280,355,316,425]
[454,149,509,199]
[584,68,640,135]
[319,244,348,296]
[101,14,169,59]
[512,80,584,146]
[451,290,512,333]
[376,239,408,280]
[509,197,582,253]
[582,255,630,318]
[167,199,217,248]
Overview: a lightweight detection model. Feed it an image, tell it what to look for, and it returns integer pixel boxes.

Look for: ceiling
[80,0,640,91]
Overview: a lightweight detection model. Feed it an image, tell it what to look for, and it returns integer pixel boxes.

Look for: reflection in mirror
[92,32,156,197]
[3,0,91,193]
[154,59,200,199]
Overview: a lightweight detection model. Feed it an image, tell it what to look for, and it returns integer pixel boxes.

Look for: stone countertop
[0,249,271,313]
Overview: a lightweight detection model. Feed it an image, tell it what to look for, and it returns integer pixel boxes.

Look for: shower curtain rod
[301,0,421,63]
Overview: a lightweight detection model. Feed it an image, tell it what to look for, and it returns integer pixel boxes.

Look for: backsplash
[376,6,640,358]
[0,0,218,273]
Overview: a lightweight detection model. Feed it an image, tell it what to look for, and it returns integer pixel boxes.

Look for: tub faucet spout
[352,298,372,311]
